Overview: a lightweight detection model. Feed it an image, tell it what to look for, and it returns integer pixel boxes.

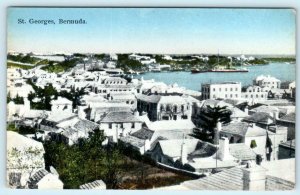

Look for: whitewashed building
[201,82,242,100]
[253,75,281,89]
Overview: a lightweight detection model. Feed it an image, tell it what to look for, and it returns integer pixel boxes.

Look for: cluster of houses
[6,56,296,190]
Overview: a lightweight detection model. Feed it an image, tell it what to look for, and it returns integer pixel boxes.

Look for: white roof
[147,120,196,131]
[255,75,280,82]
[7,131,44,152]
[261,158,295,183]
[50,97,72,105]
[158,96,187,105]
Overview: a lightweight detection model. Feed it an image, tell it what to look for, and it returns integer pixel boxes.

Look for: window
[213,88,215,92]
[225,88,227,91]
[261,94,264,98]
[131,123,135,128]
[225,94,227,98]
[120,123,124,128]
[174,105,177,112]
[230,88,233,91]
[173,115,177,120]
[235,94,238,98]
[235,88,238,91]
[230,94,232,98]
[109,123,112,129]
[181,115,188,119]
[213,95,216,98]
[219,88,221,92]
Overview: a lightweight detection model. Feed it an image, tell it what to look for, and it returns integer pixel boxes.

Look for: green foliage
[263,57,296,63]
[7,62,35,70]
[73,53,87,57]
[7,54,40,64]
[44,129,123,189]
[117,54,144,71]
[42,59,79,73]
[7,123,18,132]
[27,80,58,110]
[193,105,232,142]
[13,94,24,104]
[7,123,37,135]
[250,140,257,148]
[94,54,105,60]
[248,58,268,65]
[8,94,24,104]
[27,80,87,110]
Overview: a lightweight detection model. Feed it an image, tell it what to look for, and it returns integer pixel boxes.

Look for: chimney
[214,121,222,144]
[144,139,151,154]
[24,98,30,111]
[241,163,267,191]
[218,137,232,161]
[272,111,279,121]
[134,110,140,117]
[244,106,249,115]
[181,142,188,165]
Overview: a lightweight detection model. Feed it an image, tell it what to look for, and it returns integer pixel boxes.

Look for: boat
[191,68,209,73]
[191,68,248,73]
[210,68,249,73]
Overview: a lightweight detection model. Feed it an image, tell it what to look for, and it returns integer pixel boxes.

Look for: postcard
[6,7,296,190]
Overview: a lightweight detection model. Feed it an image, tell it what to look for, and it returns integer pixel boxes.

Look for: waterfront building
[241,85,268,101]
[201,82,242,100]
[253,75,281,89]
[281,81,295,90]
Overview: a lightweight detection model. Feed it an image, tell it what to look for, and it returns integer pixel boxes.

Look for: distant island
[7,52,296,74]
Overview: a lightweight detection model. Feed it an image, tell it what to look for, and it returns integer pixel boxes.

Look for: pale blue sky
[7,8,296,55]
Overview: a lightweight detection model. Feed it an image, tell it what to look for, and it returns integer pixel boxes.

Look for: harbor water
[134,63,296,91]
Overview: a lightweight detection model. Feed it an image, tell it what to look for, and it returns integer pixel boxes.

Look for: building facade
[201,82,242,100]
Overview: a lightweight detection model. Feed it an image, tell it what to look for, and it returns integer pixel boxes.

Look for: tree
[193,105,232,143]
[13,94,24,104]
[43,129,124,189]
[7,92,12,103]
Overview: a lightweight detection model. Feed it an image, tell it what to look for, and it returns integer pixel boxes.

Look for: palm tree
[193,105,232,143]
